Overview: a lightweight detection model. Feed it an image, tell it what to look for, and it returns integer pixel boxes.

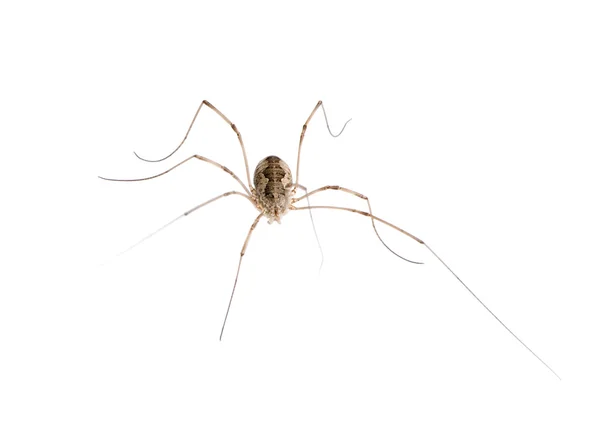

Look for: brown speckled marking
[253,155,293,223]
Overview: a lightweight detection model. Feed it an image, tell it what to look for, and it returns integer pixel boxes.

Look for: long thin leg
[293,185,422,264]
[134,100,252,188]
[99,154,252,197]
[291,204,561,380]
[220,213,263,341]
[294,101,352,191]
[107,191,254,259]
[295,183,325,270]
[292,205,423,243]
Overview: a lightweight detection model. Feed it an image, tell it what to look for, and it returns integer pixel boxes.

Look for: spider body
[253,155,294,224]
[98,100,560,379]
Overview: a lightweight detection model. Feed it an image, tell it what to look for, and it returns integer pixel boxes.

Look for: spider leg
[293,185,422,264]
[290,204,560,380]
[99,154,252,197]
[133,100,252,188]
[220,213,263,341]
[105,191,254,260]
[294,101,351,191]
[294,183,325,270]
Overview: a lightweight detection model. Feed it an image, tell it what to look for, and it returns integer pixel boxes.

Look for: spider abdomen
[253,155,293,223]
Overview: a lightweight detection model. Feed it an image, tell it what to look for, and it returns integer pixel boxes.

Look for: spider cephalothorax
[253,155,294,224]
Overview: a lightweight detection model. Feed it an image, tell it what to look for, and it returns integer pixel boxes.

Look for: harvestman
[100,100,560,379]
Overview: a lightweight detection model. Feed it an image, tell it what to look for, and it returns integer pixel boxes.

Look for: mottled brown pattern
[253,155,293,223]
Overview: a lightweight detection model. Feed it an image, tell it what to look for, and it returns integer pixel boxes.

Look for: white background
[1,1,599,446]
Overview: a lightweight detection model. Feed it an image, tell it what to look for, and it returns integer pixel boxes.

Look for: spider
[99,100,559,379]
